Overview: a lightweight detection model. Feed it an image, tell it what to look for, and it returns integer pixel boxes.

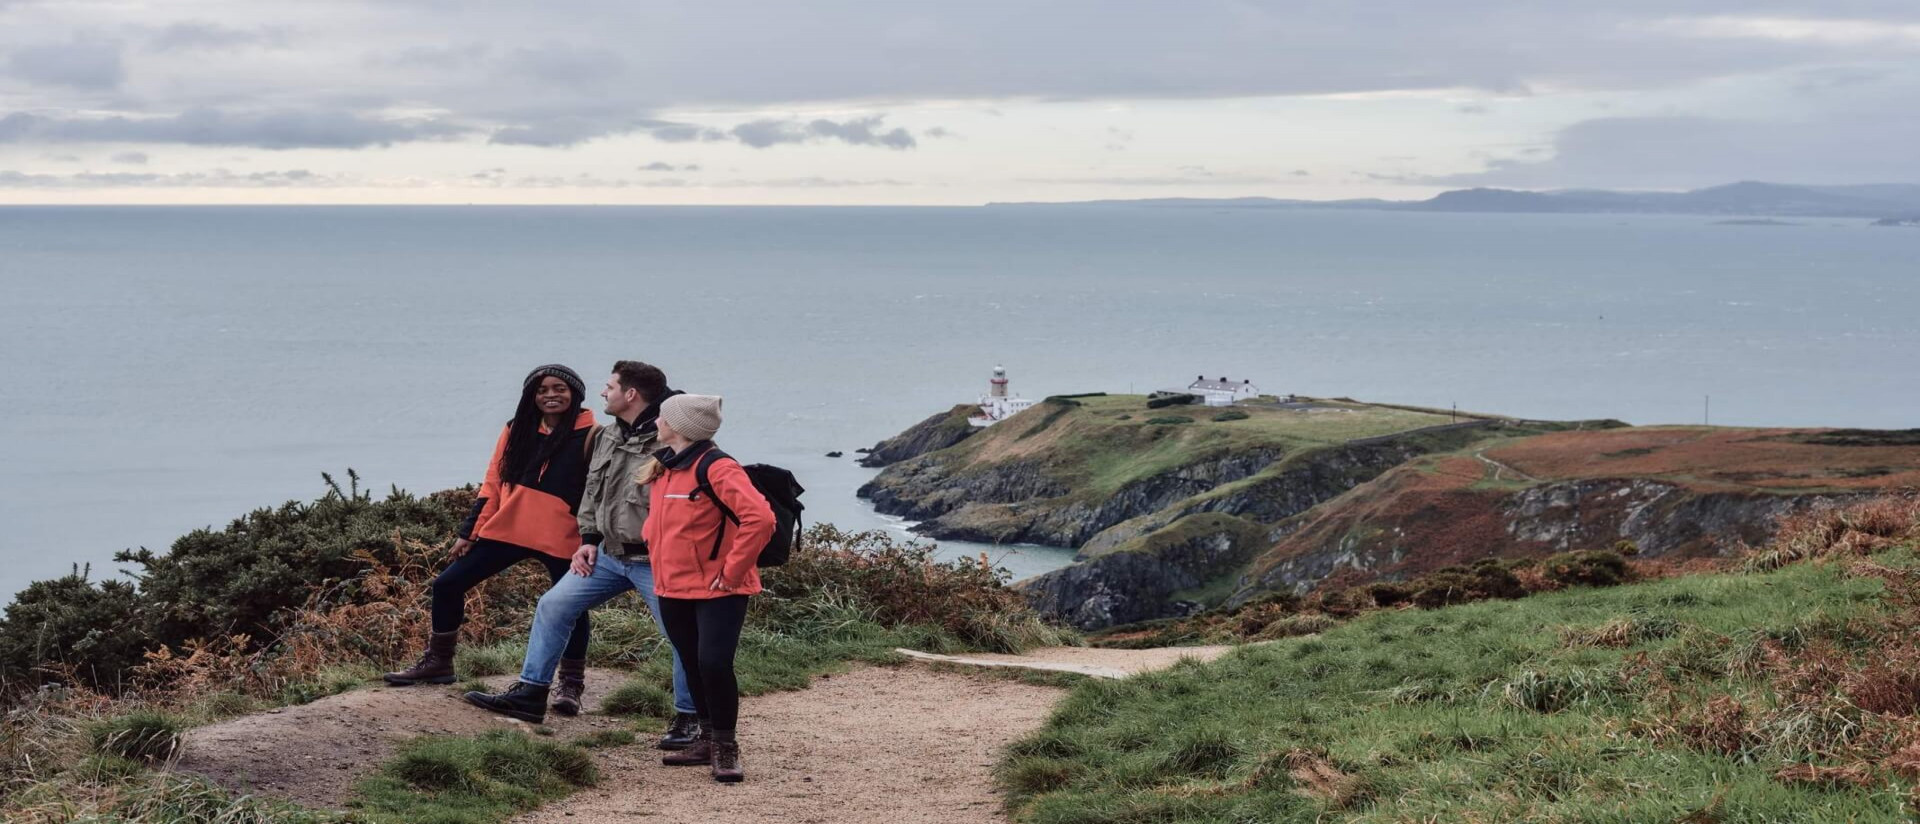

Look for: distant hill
[990,181,1920,219]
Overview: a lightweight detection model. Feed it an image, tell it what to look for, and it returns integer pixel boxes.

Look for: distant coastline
[990,180,1920,220]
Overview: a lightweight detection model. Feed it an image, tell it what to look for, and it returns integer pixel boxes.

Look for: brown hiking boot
[711,732,743,783]
[551,658,587,717]
[662,726,712,766]
[383,630,457,685]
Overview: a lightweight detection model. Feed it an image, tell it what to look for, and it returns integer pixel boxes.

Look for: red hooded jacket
[644,443,776,599]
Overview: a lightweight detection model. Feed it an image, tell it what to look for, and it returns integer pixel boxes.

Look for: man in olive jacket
[467,361,698,744]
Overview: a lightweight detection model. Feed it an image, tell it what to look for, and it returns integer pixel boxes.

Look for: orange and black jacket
[456,409,599,559]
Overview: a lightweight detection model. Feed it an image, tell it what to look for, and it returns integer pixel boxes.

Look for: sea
[1,205,1915,601]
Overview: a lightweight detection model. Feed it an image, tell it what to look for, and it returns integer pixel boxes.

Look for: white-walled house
[1187,375,1260,406]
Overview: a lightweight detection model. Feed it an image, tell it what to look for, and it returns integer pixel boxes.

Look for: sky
[0,1,1917,205]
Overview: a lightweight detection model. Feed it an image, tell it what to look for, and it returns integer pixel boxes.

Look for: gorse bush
[121,472,471,653]
[0,472,483,696]
[760,523,1071,653]
[1542,550,1631,588]
[0,567,147,693]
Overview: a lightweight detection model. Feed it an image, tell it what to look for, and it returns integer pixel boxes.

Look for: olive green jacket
[577,417,662,556]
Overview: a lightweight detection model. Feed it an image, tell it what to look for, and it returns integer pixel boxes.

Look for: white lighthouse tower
[969,364,1036,427]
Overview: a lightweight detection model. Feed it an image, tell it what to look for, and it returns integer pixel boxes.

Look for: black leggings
[658,595,750,732]
[430,538,589,660]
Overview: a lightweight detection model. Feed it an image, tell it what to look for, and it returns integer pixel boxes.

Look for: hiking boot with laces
[383,630,457,686]
[711,731,744,783]
[658,712,700,750]
[662,726,713,766]
[551,658,587,717]
[464,681,550,724]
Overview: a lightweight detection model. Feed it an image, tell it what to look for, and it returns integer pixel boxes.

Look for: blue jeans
[519,549,695,715]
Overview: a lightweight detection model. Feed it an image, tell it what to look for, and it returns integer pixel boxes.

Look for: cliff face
[857,405,980,468]
[1235,473,1862,606]
[1018,514,1270,629]
[861,398,1920,633]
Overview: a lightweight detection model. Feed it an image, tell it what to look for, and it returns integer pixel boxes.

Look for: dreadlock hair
[500,377,582,487]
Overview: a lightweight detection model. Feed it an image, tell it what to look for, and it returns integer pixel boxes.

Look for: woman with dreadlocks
[385,364,601,690]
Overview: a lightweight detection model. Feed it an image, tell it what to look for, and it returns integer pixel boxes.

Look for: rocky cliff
[860,399,1920,632]
[857,404,980,467]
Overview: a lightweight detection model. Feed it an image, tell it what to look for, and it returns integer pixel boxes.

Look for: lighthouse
[969,364,1036,427]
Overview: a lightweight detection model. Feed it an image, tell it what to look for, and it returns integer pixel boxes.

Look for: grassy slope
[1003,549,1920,822]
[943,395,1456,501]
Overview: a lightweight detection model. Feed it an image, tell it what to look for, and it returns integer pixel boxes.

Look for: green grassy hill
[1001,499,1920,822]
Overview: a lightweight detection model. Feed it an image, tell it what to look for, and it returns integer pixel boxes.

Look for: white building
[969,365,1037,427]
[1186,375,1260,407]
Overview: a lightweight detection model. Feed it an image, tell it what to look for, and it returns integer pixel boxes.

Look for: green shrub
[87,710,185,763]
[760,524,1071,653]
[1543,550,1631,588]
[0,567,149,692]
[1143,416,1194,426]
[1411,563,1524,609]
[1211,410,1250,422]
[118,472,470,659]
[1364,582,1415,607]
[1146,393,1197,409]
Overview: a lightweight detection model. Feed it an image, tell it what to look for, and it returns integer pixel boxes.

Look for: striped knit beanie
[523,364,586,401]
[661,394,723,442]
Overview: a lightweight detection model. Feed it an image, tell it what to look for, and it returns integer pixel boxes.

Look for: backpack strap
[582,424,603,463]
[694,447,739,561]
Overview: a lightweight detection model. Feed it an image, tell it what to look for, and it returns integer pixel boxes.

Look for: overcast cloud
[0,1,1915,201]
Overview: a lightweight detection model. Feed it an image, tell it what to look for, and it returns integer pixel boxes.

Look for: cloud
[147,22,287,53]
[6,36,125,90]
[501,44,627,85]
[507,173,909,188]
[638,161,700,172]
[110,151,148,164]
[0,109,469,149]
[0,168,341,188]
[485,116,725,148]
[728,116,918,149]
[1420,109,1920,189]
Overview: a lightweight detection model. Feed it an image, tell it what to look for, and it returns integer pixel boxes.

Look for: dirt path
[1475,448,1536,482]
[895,643,1237,678]
[172,645,1233,821]
[174,669,630,809]
[515,665,1063,824]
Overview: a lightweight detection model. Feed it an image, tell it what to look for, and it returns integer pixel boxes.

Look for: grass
[1002,545,1920,822]
[349,729,596,824]
[85,710,185,764]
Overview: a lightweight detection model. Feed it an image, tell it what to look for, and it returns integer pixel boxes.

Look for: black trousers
[658,595,750,732]
[430,538,590,660]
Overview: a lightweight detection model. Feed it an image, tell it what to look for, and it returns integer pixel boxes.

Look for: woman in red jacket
[385,364,598,688]
[643,394,773,783]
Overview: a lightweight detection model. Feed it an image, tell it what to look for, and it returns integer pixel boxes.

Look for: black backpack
[693,447,805,567]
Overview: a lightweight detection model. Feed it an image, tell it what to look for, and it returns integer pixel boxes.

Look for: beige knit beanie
[661,394,723,442]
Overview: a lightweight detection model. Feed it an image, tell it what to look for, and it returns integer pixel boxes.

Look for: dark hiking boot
[464,681,549,724]
[662,725,712,766]
[711,731,744,783]
[657,712,700,750]
[551,658,587,717]
[383,630,457,685]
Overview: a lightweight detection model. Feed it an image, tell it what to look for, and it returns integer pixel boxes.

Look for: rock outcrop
[856,405,980,468]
